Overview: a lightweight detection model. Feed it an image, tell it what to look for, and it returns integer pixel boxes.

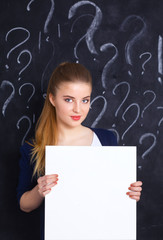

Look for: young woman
[17,62,142,240]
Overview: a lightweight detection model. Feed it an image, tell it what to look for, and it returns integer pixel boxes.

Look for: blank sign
[45,146,136,240]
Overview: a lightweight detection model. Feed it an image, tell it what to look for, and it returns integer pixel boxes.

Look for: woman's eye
[82,99,89,103]
[65,98,73,103]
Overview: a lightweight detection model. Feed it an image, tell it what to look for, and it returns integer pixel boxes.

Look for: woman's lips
[71,116,81,121]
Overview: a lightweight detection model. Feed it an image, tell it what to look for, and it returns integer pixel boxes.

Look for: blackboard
[0,0,163,239]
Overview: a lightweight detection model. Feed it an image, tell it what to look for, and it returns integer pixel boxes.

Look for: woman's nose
[73,102,80,113]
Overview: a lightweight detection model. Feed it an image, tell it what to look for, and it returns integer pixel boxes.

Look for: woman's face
[49,81,92,129]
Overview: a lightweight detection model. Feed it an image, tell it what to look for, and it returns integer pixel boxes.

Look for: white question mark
[0,80,15,116]
[139,133,156,159]
[17,50,32,80]
[44,0,55,34]
[17,116,32,145]
[120,15,146,76]
[112,81,130,117]
[5,27,30,59]
[27,0,55,34]
[19,83,35,108]
[139,52,152,75]
[90,95,107,128]
[70,13,94,59]
[121,103,140,140]
[68,1,102,58]
[100,43,118,89]
[141,90,156,119]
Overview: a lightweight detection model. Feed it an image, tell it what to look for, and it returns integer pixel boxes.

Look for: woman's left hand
[126,181,142,201]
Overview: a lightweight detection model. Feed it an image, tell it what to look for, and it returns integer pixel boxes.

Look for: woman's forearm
[20,174,59,212]
[20,185,44,213]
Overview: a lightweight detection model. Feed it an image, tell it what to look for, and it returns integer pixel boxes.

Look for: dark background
[0,0,163,239]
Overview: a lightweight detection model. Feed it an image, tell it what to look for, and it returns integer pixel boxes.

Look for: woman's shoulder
[90,128,118,146]
[20,139,35,155]
[18,139,36,172]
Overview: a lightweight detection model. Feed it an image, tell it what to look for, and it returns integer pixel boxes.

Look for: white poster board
[45,146,136,240]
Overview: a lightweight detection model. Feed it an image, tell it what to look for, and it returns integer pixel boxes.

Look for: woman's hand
[126,181,142,201]
[37,174,59,197]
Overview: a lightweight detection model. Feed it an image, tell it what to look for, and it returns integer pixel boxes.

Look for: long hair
[31,62,92,177]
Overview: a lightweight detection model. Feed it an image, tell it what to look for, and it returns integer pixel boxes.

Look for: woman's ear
[49,93,55,107]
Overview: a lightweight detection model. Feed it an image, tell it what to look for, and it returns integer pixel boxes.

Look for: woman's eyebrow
[63,95,90,99]
[63,95,75,98]
[83,96,91,99]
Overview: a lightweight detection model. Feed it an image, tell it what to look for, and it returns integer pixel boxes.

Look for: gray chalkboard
[0,0,163,239]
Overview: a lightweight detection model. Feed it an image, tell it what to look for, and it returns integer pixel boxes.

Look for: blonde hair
[31,62,92,176]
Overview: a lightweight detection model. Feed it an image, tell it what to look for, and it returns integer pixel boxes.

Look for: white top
[91,132,102,146]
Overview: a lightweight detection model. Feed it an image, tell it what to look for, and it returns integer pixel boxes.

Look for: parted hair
[31,62,92,176]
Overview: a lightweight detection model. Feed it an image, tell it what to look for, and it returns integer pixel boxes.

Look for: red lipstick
[71,116,81,121]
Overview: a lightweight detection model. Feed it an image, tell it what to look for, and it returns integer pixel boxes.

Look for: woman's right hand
[37,174,58,197]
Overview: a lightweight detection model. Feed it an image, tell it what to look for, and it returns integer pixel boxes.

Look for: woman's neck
[56,124,93,146]
[57,124,84,142]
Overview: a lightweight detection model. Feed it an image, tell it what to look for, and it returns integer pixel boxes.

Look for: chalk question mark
[0,80,15,116]
[27,0,55,34]
[5,27,30,59]
[141,90,156,119]
[120,15,146,76]
[112,81,130,117]
[139,52,152,75]
[19,83,35,108]
[139,133,156,159]
[121,103,140,140]
[90,95,107,128]
[100,43,118,89]
[70,13,94,59]
[17,116,32,145]
[17,50,32,80]
[68,1,102,58]
[44,0,55,34]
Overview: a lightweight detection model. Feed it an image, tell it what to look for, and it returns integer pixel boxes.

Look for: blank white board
[45,146,136,240]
